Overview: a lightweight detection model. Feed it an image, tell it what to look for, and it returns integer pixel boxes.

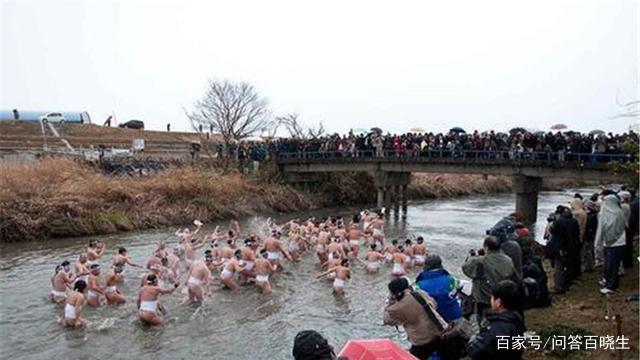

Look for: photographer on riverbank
[462,236,520,324]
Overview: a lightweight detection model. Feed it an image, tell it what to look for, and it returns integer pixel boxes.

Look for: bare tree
[612,99,639,119]
[277,113,325,140]
[186,79,274,147]
[261,121,281,139]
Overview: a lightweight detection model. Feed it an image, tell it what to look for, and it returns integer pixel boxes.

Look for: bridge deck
[276,150,632,181]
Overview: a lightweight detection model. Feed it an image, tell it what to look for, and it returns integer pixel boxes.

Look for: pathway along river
[0,188,596,360]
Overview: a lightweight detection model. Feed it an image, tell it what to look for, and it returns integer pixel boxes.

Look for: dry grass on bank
[409,174,586,199]
[0,159,587,242]
[409,174,512,198]
[0,158,314,242]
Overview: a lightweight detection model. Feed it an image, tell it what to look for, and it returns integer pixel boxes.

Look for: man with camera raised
[462,236,519,324]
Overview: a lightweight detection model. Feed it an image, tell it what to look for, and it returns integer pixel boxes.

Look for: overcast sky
[2,0,638,134]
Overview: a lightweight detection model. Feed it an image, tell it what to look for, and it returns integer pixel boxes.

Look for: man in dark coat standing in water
[549,206,581,293]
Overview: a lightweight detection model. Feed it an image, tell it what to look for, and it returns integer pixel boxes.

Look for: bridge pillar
[383,186,393,216]
[373,171,411,214]
[512,175,542,225]
[401,185,408,215]
[393,185,401,215]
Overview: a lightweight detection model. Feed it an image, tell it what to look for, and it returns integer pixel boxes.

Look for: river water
[0,188,596,360]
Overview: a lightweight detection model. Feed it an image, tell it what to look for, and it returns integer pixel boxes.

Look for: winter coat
[383,289,443,346]
[462,250,518,305]
[595,195,627,247]
[570,198,587,241]
[500,240,523,279]
[467,311,526,360]
[415,268,463,323]
[549,214,580,257]
[584,211,598,243]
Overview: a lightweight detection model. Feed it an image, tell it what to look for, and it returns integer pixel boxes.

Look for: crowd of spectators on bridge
[267,128,638,162]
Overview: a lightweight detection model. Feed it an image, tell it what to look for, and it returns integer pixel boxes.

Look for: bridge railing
[275,149,636,164]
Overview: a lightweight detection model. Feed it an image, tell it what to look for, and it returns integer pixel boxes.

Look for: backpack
[410,291,473,360]
[522,257,552,308]
[487,219,516,244]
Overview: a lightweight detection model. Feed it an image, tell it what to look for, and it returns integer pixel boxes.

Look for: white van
[39,112,65,123]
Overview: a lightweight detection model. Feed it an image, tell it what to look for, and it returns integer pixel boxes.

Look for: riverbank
[526,259,639,359]
[0,158,583,242]
[0,158,313,242]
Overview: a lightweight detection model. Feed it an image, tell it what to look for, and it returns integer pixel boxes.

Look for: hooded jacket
[595,195,627,247]
[383,289,444,346]
[570,198,587,241]
[415,268,463,322]
[467,311,526,360]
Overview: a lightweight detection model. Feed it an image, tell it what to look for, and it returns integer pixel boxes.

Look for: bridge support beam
[512,175,542,225]
[383,186,392,216]
[393,185,401,215]
[402,185,408,215]
[373,171,411,214]
[377,188,385,209]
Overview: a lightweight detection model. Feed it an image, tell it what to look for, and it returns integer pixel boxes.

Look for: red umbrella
[339,339,418,360]
[550,124,567,130]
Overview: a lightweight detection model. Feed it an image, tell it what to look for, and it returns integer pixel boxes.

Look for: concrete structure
[0,109,91,123]
[277,155,623,224]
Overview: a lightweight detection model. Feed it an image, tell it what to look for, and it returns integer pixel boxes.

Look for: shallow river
[0,188,596,360]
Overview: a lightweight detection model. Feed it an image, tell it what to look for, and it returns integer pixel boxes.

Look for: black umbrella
[370,127,383,134]
[589,129,605,136]
[449,127,465,134]
[509,127,527,134]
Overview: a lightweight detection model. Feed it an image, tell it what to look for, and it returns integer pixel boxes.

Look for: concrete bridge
[276,150,631,224]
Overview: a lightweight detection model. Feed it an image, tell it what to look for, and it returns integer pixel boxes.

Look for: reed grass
[0,158,583,242]
[0,158,313,242]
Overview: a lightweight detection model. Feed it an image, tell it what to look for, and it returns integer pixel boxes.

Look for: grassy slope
[525,260,639,359]
[0,158,313,242]
[0,156,585,242]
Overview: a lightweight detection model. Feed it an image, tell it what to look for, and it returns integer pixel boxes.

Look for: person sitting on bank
[383,277,444,359]
[414,254,463,323]
[467,280,526,360]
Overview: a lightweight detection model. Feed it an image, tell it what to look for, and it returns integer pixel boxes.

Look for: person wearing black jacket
[582,201,599,272]
[623,194,639,268]
[549,206,581,293]
[467,280,526,360]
